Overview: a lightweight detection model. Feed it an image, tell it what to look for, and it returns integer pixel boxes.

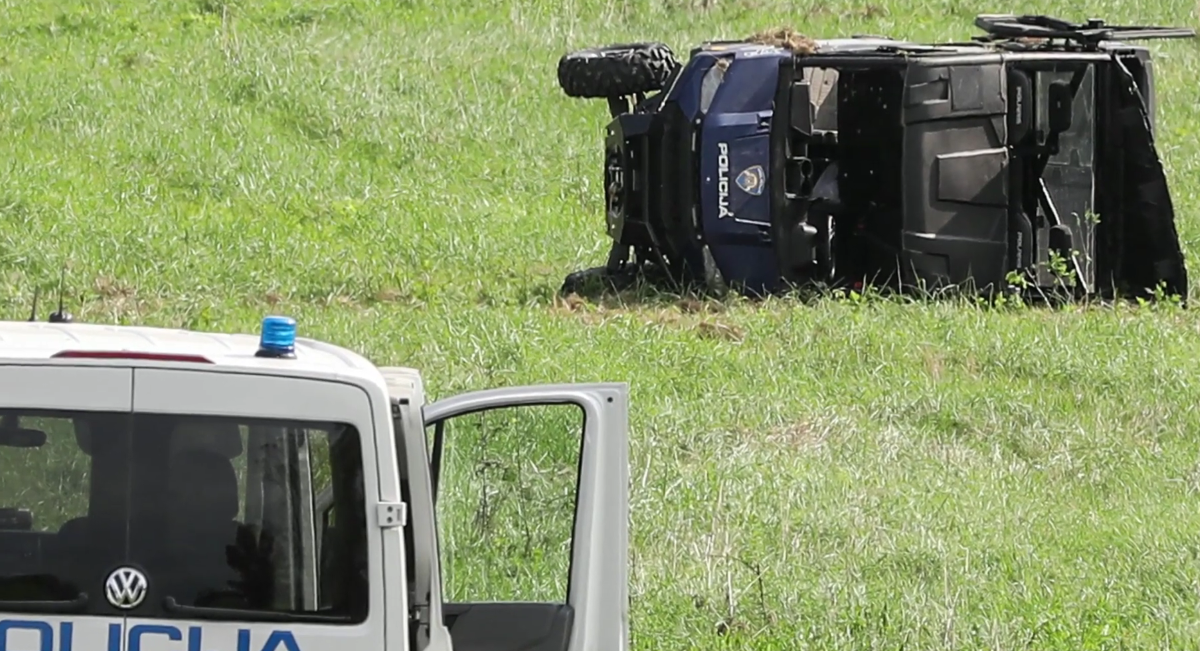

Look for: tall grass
[2,0,1200,646]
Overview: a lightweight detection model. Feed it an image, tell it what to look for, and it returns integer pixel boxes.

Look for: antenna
[48,266,73,324]
[28,287,40,322]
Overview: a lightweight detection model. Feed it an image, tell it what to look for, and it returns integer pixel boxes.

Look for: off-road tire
[557,43,681,99]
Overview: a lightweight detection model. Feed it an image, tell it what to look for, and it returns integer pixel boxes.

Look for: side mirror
[1048,80,1073,134]
[0,508,32,531]
[0,428,46,448]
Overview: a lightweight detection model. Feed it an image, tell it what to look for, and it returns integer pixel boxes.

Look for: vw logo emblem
[104,566,148,609]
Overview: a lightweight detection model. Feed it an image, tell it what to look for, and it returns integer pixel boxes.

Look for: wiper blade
[0,593,88,613]
[163,596,351,623]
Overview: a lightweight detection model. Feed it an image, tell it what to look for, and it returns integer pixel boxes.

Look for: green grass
[3,0,1200,647]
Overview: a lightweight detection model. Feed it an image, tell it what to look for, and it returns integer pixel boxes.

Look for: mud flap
[1112,58,1189,302]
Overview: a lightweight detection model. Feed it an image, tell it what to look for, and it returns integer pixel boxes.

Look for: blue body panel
[672,46,791,293]
[670,55,717,120]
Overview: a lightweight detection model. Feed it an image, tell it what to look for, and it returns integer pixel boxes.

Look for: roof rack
[973,14,1196,49]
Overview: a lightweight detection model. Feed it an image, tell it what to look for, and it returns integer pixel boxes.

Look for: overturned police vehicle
[556,15,1196,302]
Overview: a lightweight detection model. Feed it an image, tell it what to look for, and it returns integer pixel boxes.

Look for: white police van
[0,315,629,651]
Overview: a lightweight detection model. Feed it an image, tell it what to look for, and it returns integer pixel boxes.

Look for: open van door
[423,383,629,651]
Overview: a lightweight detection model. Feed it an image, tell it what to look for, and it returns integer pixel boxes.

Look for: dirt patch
[676,297,727,314]
[696,320,744,342]
[745,27,818,54]
[372,287,408,304]
[64,277,166,323]
[553,292,745,341]
[920,345,945,381]
[857,4,887,19]
[93,275,135,299]
[755,420,835,453]
[554,291,727,317]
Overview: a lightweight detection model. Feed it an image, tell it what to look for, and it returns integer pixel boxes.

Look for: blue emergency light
[256,315,297,358]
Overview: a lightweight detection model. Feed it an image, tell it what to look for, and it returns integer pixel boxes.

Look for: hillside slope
[3,0,1200,647]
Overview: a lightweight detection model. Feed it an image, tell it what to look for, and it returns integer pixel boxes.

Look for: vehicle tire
[557,43,681,99]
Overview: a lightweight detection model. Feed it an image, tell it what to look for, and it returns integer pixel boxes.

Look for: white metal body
[0,321,630,651]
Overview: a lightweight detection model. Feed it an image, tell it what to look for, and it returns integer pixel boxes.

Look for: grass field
[3,0,1200,647]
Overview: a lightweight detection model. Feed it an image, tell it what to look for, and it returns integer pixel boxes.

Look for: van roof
[0,320,382,377]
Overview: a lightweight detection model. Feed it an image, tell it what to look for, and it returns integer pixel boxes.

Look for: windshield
[0,409,367,623]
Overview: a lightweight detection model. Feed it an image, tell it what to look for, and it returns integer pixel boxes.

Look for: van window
[0,410,367,624]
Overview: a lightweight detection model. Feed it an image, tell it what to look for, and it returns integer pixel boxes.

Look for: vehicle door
[128,368,388,651]
[1009,60,1100,291]
[423,383,630,651]
[0,363,132,651]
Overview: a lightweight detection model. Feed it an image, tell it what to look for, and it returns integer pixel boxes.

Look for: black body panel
[765,42,1189,302]
[604,99,703,280]
[900,60,1010,292]
[1094,54,1188,298]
